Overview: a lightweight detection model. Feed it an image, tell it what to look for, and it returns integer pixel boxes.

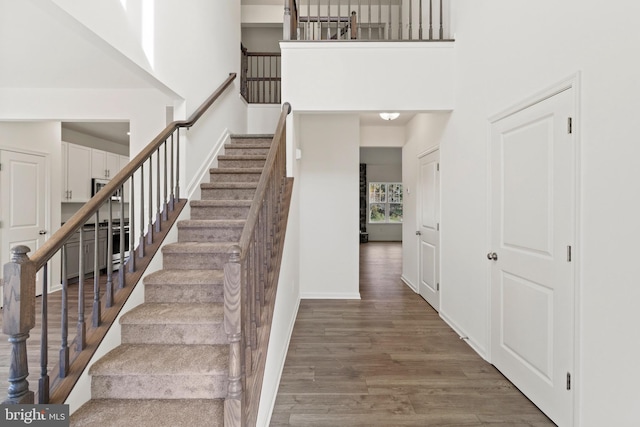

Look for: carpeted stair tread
[209,167,263,174]
[120,303,223,325]
[200,182,258,189]
[178,219,246,228]
[71,399,224,427]
[218,154,267,160]
[89,344,227,376]
[190,199,253,207]
[143,270,224,303]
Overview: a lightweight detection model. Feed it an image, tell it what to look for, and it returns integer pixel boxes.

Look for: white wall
[401,113,449,291]
[242,27,282,52]
[298,113,360,299]
[247,104,282,135]
[281,42,455,111]
[442,1,640,425]
[360,125,405,147]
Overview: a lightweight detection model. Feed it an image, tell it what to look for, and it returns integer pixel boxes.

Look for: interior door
[0,150,48,306]
[418,149,440,311]
[489,89,575,426]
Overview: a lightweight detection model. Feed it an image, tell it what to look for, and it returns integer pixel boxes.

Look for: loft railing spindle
[388,0,391,39]
[429,0,433,39]
[398,0,402,39]
[439,0,443,39]
[358,0,362,39]
[327,0,331,39]
[408,0,412,39]
[419,0,423,39]
[368,0,372,39]
[378,0,382,39]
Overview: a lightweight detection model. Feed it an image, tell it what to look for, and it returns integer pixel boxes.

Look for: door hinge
[566,372,572,390]
[567,117,573,134]
[437,223,440,231]
[437,282,440,291]
[437,163,440,171]
[0,163,2,171]
[567,245,572,262]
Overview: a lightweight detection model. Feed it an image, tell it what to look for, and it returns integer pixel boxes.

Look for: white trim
[262,296,300,427]
[401,274,418,293]
[280,41,455,51]
[299,292,362,300]
[440,310,488,361]
[486,72,581,427]
[185,128,230,199]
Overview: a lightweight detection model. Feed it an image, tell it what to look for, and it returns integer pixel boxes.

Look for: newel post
[2,245,36,404]
[224,246,243,427]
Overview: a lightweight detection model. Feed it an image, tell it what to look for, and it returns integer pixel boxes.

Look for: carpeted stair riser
[143,270,224,303]
[209,168,263,183]
[162,242,236,270]
[228,136,273,145]
[199,183,257,200]
[89,344,228,400]
[190,200,252,220]
[224,144,270,156]
[120,303,225,345]
[177,220,244,243]
[217,155,266,168]
[69,399,224,427]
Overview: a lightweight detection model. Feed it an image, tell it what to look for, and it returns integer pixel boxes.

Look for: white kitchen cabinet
[62,141,92,202]
[92,149,120,179]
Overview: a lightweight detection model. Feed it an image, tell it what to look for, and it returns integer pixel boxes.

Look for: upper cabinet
[92,149,120,179]
[62,141,92,202]
[62,142,129,203]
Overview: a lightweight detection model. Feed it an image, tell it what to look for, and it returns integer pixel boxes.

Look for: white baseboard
[185,128,231,199]
[261,296,300,427]
[439,311,488,361]
[401,275,418,293]
[299,292,361,300]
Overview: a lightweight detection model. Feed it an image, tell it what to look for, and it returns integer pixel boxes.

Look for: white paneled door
[418,149,440,311]
[0,150,48,306]
[489,88,575,426]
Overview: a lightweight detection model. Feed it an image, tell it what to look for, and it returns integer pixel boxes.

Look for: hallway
[270,242,555,426]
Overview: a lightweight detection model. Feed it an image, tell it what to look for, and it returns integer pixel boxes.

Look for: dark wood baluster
[368,0,372,39]
[60,245,69,377]
[439,0,443,39]
[138,164,145,260]
[409,0,413,39]
[169,133,175,211]
[155,147,161,232]
[125,179,133,278]
[223,246,242,426]
[106,199,114,308]
[147,156,154,245]
[419,0,423,39]
[39,262,49,403]
[176,130,181,200]
[77,228,86,352]
[398,0,402,39]
[429,0,433,39]
[163,139,168,220]
[388,0,391,39]
[92,211,101,328]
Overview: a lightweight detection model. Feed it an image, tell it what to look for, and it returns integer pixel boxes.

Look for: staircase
[71,135,273,427]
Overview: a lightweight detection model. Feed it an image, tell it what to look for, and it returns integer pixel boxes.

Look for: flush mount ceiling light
[379,112,400,121]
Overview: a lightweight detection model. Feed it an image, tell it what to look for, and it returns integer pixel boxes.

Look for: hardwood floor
[270,242,555,426]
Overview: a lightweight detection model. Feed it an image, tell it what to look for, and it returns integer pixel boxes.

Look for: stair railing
[240,49,282,105]
[286,0,451,41]
[1,73,237,405]
[224,102,292,427]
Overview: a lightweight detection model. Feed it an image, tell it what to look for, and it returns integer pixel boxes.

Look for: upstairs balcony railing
[284,0,452,41]
[241,45,281,104]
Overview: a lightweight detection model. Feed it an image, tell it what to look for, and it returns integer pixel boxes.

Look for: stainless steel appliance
[111,221,130,270]
[92,178,122,201]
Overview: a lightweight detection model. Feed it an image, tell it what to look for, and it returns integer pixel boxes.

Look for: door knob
[416,231,422,236]
[39,230,47,235]
[486,252,498,261]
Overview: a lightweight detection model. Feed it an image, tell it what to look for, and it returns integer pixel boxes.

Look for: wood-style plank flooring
[270,242,555,426]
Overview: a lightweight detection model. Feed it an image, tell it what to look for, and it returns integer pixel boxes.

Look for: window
[369,182,403,223]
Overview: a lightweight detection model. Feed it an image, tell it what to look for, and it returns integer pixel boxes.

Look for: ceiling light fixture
[379,112,400,121]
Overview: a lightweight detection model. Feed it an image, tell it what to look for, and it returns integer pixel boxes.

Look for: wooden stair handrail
[30,73,237,270]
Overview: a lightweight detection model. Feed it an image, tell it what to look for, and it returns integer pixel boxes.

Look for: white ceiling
[62,122,130,146]
[359,112,415,126]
